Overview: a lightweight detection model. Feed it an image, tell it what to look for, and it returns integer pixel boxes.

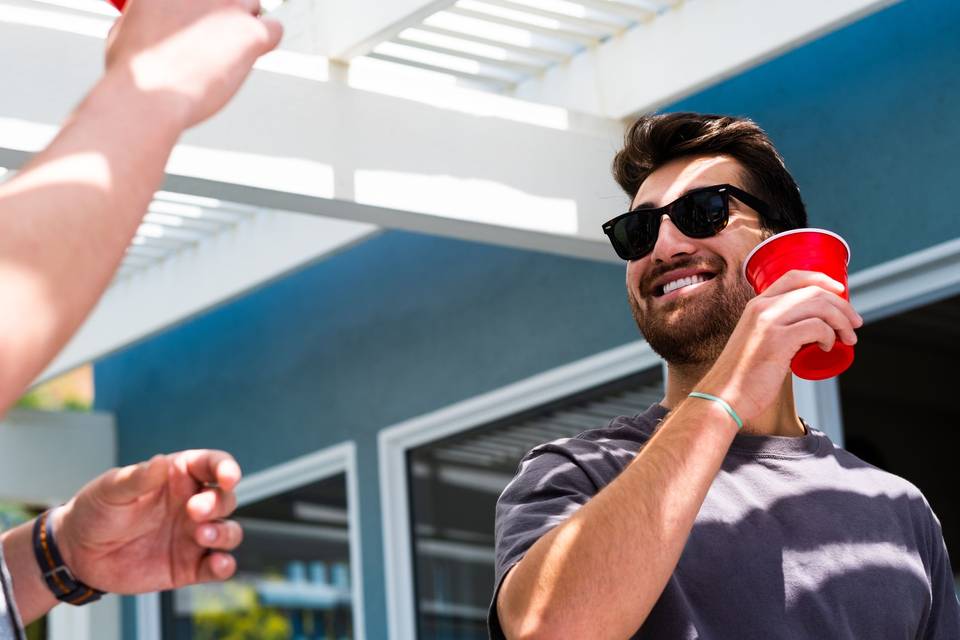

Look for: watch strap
[32,509,104,606]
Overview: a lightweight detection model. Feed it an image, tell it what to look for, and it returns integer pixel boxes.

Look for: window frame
[378,340,663,640]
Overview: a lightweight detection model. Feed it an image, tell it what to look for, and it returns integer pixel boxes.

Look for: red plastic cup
[742,228,853,380]
[106,0,125,11]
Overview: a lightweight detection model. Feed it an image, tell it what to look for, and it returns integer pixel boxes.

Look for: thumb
[95,454,170,505]
[257,17,284,54]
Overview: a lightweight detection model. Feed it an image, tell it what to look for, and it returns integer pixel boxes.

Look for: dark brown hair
[612,112,807,234]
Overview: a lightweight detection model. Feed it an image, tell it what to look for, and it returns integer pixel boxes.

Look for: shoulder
[831,444,926,497]
[830,444,943,543]
[510,411,659,494]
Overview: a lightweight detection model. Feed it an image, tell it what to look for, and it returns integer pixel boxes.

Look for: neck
[660,362,806,437]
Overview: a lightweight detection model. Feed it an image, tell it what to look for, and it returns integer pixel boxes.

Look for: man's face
[625,154,768,365]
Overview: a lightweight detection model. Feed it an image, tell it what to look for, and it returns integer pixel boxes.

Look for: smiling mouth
[653,272,717,297]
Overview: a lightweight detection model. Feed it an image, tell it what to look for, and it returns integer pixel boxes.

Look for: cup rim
[741,228,851,282]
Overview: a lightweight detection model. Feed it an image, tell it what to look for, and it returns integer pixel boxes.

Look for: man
[0,0,282,632]
[490,113,960,638]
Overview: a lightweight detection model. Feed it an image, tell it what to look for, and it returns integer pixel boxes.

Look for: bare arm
[497,396,737,639]
[0,72,184,413]
[0,0,282,415]
[497,271,863,639]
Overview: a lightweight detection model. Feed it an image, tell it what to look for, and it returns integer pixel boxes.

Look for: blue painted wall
[97,231,634,638]
[97,0,960,635]
[666,0,960,272]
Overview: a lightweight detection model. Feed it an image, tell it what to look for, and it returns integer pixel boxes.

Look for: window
[406,369,664,639]
[157,444,362,639]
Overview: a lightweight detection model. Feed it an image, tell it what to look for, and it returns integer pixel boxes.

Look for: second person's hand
[104,0,283,129]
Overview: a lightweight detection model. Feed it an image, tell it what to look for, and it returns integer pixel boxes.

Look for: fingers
[257,16,284,52]
[95,454,169,505]
[755,269,864,347]
[775,286,862,346]
[196,552,237,583]
[187,486,238,522]
[761,269,846,299]
[195,519,243,550]
[791,318,841,353]
[179,450,242,491]
[236,0,261,15]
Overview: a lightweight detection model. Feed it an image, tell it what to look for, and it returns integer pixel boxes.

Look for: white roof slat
[448,4,601,47]
[373,40,526,83]
[124,244,169,259]
[136,223,213,244]
[142,212,228,234]
[572,0,656,22]
[393,34,546,75]
[414,23,569,62]
[399,27,554,67]
[479,0,631,33]
[366,52,517,91]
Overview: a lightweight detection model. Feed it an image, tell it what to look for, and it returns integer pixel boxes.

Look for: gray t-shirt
[489,403,960,639]
[0,542,25,639]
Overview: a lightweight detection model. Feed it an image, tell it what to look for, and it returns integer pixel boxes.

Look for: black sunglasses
[602,184,772,261]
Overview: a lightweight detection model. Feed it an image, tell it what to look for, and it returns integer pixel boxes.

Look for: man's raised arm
[0,0,282,413]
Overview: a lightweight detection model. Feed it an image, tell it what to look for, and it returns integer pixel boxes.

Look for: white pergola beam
[513,0,902,119]
[0,20,625,264]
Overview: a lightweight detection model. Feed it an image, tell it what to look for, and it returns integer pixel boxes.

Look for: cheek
[625,262,644,294]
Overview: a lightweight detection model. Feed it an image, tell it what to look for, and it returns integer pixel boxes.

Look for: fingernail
[203,526,217,543]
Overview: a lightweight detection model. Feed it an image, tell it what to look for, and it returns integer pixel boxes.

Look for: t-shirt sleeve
[487,442,598,640]
[920,508,960,639]
[0,538,27,640]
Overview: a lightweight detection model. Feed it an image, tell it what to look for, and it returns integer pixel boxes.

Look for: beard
[629,263,755,366]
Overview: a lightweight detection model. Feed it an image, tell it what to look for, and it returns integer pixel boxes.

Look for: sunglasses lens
[679,191,728,237]
[612,211,657,260]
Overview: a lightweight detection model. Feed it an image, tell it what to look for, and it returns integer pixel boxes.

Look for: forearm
[0,68,188,413]
[0,520,58,624]
[498,395,739,639]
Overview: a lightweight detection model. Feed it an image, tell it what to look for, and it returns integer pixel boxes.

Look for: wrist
[33,506,104,606]
[88,65,192,137]
[0,520,58,623]
[687,392,743,431]
[50,502,76,578]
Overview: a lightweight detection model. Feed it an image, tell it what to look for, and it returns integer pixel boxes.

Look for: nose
[649,214,696,263]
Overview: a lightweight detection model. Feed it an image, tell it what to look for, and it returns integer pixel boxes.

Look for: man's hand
[53,450,244,593]
[699,269,864,424]
[104,0,283,129]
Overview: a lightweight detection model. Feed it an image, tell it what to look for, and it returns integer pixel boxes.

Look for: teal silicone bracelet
[688,392,744,430]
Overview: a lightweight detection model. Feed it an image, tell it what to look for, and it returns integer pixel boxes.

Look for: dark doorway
[839,292,960,591]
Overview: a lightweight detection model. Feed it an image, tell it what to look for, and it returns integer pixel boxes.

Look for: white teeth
[662,274,709,295]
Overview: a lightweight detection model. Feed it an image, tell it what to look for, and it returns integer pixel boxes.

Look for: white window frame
[379,235,960,640]
[138,441,365,640]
